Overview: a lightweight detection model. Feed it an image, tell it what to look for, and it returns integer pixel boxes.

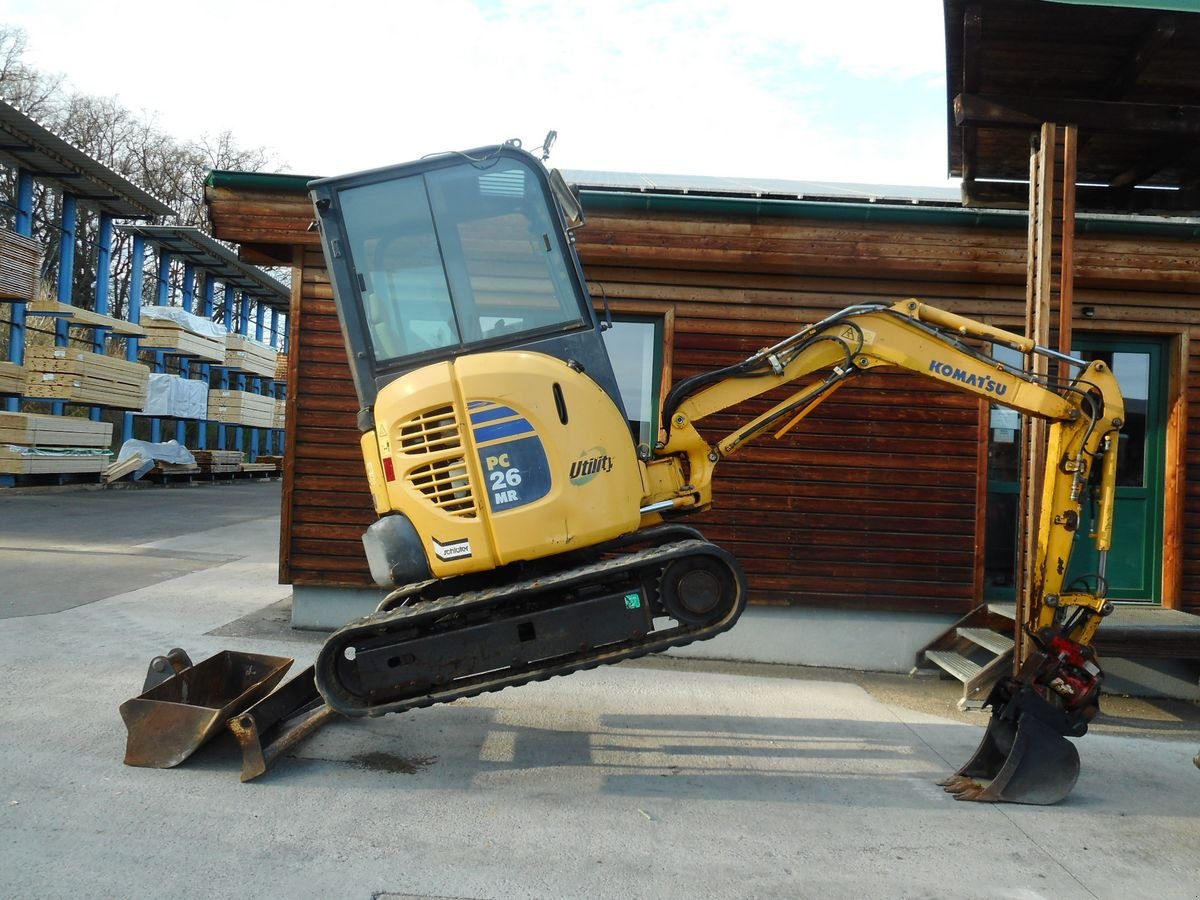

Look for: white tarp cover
[138,373,209,419]
[139,305,228,339]
[113,439,195,480]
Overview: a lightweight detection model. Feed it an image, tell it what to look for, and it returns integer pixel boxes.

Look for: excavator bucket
[939,682,1082,805]
[120,649,293,768]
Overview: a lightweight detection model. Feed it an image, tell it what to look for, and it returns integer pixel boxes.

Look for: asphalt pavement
[1,480,1198,900]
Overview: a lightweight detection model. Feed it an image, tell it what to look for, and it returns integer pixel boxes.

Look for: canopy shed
[945,0,1200,213]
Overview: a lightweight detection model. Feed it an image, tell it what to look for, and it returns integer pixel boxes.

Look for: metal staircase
[917,602,1200,706]
[915,604,1017,710]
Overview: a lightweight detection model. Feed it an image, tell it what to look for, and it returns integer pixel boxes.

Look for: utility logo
[433,537,472,561]
[569,448,614,486]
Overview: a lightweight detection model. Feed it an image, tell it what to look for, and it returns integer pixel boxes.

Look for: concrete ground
[1,480,1198,900]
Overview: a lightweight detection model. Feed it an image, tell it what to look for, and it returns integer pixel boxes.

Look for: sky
[3,0,956,187]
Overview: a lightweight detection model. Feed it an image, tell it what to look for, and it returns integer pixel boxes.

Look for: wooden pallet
[0,411,113,448]
[140,321,226,362]
[0,230,44,301]
[24,346,149,409]
[224,335,279,378]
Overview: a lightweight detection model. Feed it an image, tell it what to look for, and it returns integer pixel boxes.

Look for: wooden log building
[205,0,1200,683]
[205,174,1200,614]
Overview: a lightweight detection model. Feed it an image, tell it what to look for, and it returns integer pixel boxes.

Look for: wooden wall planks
[277,201,1200,615]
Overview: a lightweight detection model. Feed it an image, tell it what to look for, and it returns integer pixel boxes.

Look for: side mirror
[549,169,586,230]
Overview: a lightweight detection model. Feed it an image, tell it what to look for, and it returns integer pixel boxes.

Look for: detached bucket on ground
[120,649,293,768]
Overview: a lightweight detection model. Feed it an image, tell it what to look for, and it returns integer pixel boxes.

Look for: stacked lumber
[139,307,227,362]
[23,346,150,409]
[103,454,146,483]
[274,352,288,382]
[239,461,277,474]
[224,335,279,378]
[0,230,44,300]
[0,411,112,447]
[273,399,286,429]
[208,389,276,428]
[254,455,283,471]
[0,411,112,476]
[193,449,243,474]
[0,361,23,394]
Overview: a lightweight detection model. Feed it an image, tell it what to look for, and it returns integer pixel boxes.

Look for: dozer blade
[120,650,293,768]
[939,684,1081,805]
[227,666,340,782]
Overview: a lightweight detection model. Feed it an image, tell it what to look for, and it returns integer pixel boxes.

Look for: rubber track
[315,537,747,717]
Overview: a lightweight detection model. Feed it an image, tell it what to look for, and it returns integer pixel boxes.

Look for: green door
[984,336,1166,604]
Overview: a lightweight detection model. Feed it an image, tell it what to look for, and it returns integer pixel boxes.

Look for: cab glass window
[337,156,586,366]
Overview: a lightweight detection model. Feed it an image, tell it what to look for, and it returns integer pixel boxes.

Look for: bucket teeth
[939,775,990,802]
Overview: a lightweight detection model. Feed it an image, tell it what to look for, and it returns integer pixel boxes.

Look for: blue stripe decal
[469,405,519,425]
[474,418,534,443]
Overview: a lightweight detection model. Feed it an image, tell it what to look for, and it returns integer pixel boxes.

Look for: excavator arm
[640,297,1125,803]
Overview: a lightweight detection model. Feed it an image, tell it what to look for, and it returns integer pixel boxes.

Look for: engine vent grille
[397,406,475,517]
[407,457,476,517]
[399,406,461,454]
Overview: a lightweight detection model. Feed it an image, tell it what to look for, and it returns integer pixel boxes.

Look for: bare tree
[0,27,283,317]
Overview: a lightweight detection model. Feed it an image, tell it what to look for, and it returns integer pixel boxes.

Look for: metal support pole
[49,193,78,416]
[237,291,251,454]
[177,263,195,446]
[5,170,35,413]
[217,284,235,450]
[198,277,216,451]
[150,251,171,444]
[90,214,114,422]
[121,234,146,444]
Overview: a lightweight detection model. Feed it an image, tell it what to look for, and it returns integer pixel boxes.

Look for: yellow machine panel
[367,350,645,579]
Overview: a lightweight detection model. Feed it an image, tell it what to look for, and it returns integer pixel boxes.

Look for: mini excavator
[300,142,1124,804]
[297,144,1123,806]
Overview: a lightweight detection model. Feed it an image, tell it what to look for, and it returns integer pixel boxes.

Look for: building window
[602,315,665,452]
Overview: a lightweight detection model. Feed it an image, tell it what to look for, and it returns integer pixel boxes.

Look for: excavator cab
[310,145,647,587]
[310,144,624,409]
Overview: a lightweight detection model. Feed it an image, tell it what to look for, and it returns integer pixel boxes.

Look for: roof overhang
[0,100,175,220]
[205,169,320,265]
[118,224,290,312]
[944,0,1200,213]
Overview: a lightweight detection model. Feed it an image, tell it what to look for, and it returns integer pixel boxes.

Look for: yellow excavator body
[358,350,644,582]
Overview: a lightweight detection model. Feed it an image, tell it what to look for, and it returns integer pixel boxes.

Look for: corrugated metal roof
[118,224,290,311]
[0,100,175,220]
[564,169,963,206]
